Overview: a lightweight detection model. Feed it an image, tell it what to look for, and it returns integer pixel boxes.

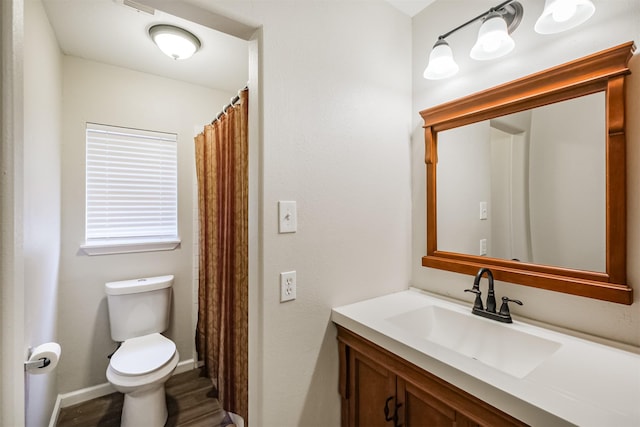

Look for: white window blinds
[85,123,178,246]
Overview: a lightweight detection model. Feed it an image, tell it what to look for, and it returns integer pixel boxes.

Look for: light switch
[278,201,297,233]
[479,201,488,220]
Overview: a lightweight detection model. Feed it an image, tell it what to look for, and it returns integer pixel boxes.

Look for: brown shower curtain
[195,88,248,423]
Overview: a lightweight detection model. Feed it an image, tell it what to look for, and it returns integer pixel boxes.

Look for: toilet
[105,275,179,427]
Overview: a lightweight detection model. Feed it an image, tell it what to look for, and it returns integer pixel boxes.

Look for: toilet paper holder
[24,357,51,371]
[24,343,60,373]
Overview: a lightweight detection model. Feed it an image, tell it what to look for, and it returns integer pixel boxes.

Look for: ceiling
[386,0,437,17]
[42,0,435,92]
[42,0,250,92]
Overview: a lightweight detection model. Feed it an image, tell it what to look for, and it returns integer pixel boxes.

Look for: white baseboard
[46,382,114,427]
[48,358,196,426]
[174,358,197,375]
[60,381,116,409]
[47,395,63,427]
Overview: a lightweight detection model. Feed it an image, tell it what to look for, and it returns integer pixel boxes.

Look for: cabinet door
[349,349,397,427]
[397,379,458,427]
[337,326,527,427]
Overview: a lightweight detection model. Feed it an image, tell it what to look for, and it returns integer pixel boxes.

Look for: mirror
[420,42,634,304]
[437,93,606,272]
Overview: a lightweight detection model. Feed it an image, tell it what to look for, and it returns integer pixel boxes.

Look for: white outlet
[280,271,297,302]
[278,201,297,233]
[480,238,487,256]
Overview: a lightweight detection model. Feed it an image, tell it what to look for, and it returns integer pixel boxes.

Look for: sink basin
[386,305,561,378]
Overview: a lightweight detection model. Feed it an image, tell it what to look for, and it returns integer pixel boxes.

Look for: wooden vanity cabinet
[337,326,528,427]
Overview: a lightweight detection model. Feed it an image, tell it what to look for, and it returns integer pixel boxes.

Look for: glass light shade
[535,0,595,34]
[424,40,459,80]
[149,25,201,60]
[470,13,515,61]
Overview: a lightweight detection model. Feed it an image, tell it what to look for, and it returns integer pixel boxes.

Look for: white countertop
[331,288,640,427]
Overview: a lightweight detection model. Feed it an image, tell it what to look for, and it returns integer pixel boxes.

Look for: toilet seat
[111,333,176,376]
[106,350,179,392]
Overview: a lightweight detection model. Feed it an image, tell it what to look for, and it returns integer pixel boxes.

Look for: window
[82,123,180,255]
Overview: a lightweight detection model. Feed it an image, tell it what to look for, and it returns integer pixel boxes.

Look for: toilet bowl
[104,276,177,427]
[107,334,179,427]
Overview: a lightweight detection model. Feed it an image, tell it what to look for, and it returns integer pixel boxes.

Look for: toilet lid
[111,333,176,376]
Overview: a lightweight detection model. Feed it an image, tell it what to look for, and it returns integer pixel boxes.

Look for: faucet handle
[464,288,484,311]
[499,296,523,317]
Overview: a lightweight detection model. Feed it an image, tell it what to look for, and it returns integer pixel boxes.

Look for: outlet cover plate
[280,271,296,302]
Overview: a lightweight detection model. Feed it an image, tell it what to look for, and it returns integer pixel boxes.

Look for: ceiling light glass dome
[535,0,596,34]
[424,39,459,80]
[470,12,515,61]
[149,24,201,60]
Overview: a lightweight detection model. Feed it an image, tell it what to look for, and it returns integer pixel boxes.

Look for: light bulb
[470,13,515,61]
[552,2,577,22]
[153,33,198,60]
[535,0,595,34]
[481,33,502,53]
[424,39,459,80]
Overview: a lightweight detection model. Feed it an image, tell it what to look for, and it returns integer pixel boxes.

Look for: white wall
[57,56,234,393]
[491,110,533,263]
[186,1,413,425]
[23,0,62,425]
[412,0,640,347]
[437,121,491,256]
[529,93,605,271]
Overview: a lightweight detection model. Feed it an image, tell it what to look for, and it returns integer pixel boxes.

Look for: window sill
[80,238,181,256]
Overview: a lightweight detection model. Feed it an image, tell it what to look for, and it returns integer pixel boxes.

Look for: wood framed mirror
[420,42,635,305]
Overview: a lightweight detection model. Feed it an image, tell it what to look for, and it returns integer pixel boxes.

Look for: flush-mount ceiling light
[149,24,201,60]
[535,0,596,34]
[424,39,460,80]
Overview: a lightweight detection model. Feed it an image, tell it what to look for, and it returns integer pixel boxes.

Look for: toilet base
[121,385,167,427]
[106,346,178,427]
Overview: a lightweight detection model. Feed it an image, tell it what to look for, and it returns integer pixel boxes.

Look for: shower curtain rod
[211,86,248,124]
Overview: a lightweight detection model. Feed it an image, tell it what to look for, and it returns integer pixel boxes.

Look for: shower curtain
[195,88,248,423]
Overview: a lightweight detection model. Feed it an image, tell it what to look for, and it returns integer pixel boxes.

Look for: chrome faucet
[464,267,522,323]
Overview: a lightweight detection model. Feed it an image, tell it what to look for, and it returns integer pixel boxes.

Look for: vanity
[332,42,639,426]
[335,325,526,427]
[332,289,640,426]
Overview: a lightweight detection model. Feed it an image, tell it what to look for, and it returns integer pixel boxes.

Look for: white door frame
[1,0,26,425]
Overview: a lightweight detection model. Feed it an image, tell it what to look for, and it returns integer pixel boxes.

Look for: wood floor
[56,369,233,427]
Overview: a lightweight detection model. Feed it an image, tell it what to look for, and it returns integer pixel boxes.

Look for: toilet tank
[105,275,173,342]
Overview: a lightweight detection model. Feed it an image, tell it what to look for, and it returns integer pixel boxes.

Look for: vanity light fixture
[424,0,595,80]
[149,24,201,60]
